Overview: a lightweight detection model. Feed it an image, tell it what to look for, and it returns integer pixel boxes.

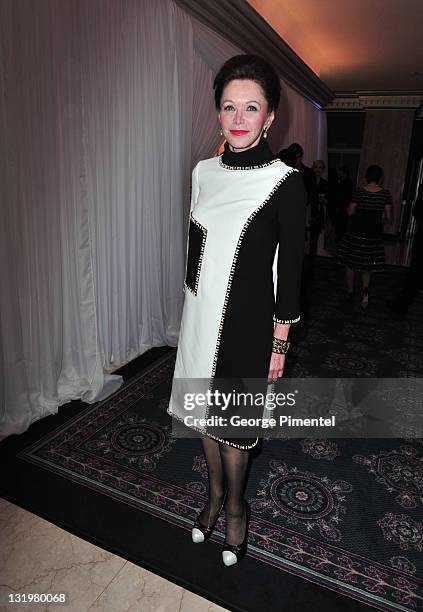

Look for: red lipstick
[230,130,249,136]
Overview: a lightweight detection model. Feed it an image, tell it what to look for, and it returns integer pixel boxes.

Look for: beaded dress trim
[218,156,281,171]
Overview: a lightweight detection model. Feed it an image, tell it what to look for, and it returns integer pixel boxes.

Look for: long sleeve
[274,171,307,323]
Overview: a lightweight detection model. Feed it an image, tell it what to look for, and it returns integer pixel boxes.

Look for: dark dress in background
[337,187,392,271]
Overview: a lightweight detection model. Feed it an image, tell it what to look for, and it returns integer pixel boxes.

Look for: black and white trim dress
[337,187,393,272]
[167,140,306,450]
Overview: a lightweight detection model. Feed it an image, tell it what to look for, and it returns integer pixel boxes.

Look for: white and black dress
[167,140,306,450]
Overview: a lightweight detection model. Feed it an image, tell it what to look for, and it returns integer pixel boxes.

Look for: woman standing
[337,165,392,308]
[168,55,306,566]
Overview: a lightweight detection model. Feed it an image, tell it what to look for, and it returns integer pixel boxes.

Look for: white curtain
[0,0,327,440]
[0,0,193,439]
[191,53,222,168]
[0,0,123,439]
[80,0,193,366]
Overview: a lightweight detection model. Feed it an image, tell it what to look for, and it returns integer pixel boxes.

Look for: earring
[263,128,268,139]
[220,128,223,136]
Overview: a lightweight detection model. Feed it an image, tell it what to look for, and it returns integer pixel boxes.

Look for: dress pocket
[184,214,207,295]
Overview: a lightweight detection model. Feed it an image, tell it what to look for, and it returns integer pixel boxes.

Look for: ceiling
[247,0,423,94]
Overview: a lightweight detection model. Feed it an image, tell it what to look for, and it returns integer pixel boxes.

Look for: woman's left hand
[268,352,286,383]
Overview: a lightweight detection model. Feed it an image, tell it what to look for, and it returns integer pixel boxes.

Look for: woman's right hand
[268,352,286,383]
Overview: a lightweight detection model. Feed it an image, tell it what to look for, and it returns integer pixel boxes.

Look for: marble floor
[0,497,227,612]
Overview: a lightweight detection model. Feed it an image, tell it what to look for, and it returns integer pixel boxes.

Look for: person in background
[278,147,295,167]
[287,142,316,202]
[334,165,353,241]
[323,167,339,253]
[312,159,328,195]
[311,159,328,256]
[387,183,423,314]
[337,164,392,308]
[286,143,319,256]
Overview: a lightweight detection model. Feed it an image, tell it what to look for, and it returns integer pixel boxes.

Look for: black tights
[198,437,249,545]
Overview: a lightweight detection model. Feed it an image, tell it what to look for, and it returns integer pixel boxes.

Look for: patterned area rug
[18,352,423,611]
[16,258,423,611]
[292,258,423,379]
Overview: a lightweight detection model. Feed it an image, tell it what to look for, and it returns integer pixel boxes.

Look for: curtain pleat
[79,0,193,368]
[191,53,222,168]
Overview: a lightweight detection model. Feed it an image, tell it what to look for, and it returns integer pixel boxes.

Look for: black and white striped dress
[337,187,392,271]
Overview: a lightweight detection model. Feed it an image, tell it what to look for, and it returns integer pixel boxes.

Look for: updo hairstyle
[213,55,281,112]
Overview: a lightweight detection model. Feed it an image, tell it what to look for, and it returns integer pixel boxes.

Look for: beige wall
[357,109,414,234]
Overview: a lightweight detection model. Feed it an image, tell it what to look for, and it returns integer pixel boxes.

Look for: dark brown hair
[365,165,383,184]
[213,55,281,112]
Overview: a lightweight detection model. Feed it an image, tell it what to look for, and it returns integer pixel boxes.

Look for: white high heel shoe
[191,491,227,543]
[222,501,251,566]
